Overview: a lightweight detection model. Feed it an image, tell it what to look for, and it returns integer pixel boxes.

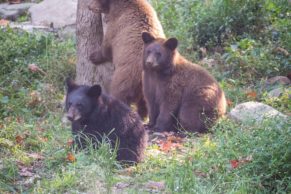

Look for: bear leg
[178,103,213,133]
[137,97,148,120]
[90,50,107,65]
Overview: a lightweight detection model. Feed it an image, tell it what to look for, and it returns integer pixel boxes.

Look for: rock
[0,3,35,20]
[229,101,287,124]
[268,87,284,98]
[144,181,165,192]
[9,22,51,33]
[5,22,75,39]
[57,24,76,40]
[29,0,77,28]
[199,58,218,68]
[268,87,291,98]
[265,76,291,87]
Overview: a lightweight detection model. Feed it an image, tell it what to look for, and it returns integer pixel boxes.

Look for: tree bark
[76,0,114,89]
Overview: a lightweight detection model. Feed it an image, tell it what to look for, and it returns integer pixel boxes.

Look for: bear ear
[164,38,178,51]
[142,32,155,44]
[66,78,78,93]
[87,85,102,98]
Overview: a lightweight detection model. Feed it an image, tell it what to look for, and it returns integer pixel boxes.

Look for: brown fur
[142,32,227,133]
[89,0,165,119]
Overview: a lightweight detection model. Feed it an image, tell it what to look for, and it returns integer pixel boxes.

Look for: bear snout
[145,55,158,68]
[66,107,81,122]
[146,61,153,67]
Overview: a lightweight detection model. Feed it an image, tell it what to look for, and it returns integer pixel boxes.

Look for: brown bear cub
[65,79,147,164]
[141,32,227,133]
[89,0,165,119]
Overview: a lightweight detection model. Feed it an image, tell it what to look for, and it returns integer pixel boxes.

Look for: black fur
[65,79,147,164]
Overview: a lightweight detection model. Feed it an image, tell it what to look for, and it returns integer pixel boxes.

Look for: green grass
[0,7,290,193]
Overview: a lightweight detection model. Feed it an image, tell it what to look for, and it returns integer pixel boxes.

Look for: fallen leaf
[240,155,253,163]
[230,159,239,169]
[245,91,257,99]
[28,64,47,75]
[230,155,252,169]
[227,99,233,106]
[0,19,9,26]
[66,152,76,162]
[38,136,48,142]
[27,153,44,160]
[66,139,74,147]
[144,181,165,191]
[115,182,131,189]
[167,135,183,143]
[28,91,42,107]
[18,164,34,177]
[19,169,34,177]
[160,141,172,152]
[16,135,24,144]
[117,167,135,176]
[67,57,76,65]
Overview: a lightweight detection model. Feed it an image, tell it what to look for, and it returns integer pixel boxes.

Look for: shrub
[0,28,75,119]
[150,0,290,81]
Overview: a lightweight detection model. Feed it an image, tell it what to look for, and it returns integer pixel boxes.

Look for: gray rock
[29,0,77,28]
[57,24,76,40]
[0,3,35,20]
[229,101,287,124]
[8,22,51,33]
[199,58,218,68]
[268,87,284,98]
[268,86,291,98]
[265,76,290,87]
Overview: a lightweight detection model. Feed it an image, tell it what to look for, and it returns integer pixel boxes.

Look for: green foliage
[150,0,290,81]
[0,28,75,119]
[222,38,289,80]
[1,2,290,193]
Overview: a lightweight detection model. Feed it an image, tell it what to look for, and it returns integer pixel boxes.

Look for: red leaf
[226,99,233,106]
[0,19,9,26]
[16,135,24,144]
[230,159,239,169]
[160,141,172,152]
[245,91,257,99]
[66,152,76,162]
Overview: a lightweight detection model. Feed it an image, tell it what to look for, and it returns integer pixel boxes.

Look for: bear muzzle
[145,55,158,68]
[66,107,81,122]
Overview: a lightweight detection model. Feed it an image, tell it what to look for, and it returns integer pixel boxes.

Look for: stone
[9,22,51,33]
[199,58,218,68]
[267,87,291,98]
[268,87,284,98]
[5,22,75,39]
[29,0,77,28]
[57,24,76,40]
[229,101,287,124]
[265,76,290,87]
[0,3,35,20]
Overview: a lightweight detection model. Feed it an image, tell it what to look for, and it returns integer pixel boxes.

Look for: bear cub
[65,78,147,164]
[141,32,227,133]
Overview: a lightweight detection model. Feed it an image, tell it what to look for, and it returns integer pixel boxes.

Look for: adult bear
[89,0,165,119]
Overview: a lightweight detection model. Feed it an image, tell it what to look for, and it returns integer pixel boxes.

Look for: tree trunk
[76,0,114,89]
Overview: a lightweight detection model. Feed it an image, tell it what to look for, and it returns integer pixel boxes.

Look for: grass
[0,8,291,193]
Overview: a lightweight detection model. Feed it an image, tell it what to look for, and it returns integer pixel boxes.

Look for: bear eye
[76,103,83,109]
[146,50,151,55]
[155,52,161,58]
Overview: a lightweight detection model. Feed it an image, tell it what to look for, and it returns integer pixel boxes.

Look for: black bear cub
[141,32,227,133]
[65,79,147,164]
